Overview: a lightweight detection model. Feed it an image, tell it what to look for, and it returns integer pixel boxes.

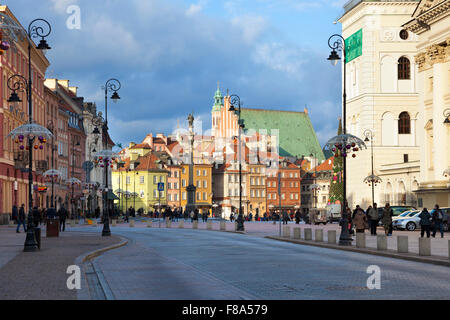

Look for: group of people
[11,204,69,233]
[343,202,446,238]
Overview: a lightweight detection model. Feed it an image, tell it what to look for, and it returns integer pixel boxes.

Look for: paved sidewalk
[0,225,121,300]
[91,218,449,258]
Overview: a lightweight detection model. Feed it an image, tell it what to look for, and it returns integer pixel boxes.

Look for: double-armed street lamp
[324,34,366,246]
[228,94,245,232]
[5,17,53,252]
[92,79,121,236]
[363,129,382,208]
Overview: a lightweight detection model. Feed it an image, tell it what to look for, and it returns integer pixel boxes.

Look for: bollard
[220,221,226,231]
[112,219,117,227]
[70,220,75,228]
[129,219,135,227]
[92,220,97,227]
[418,237,431,256]
[356,232,366,248]
[293,227,301,239]
[328,230,337,244]
[282,226,290,238]
[377,235,387,250]
[207,221,212,230]
[193,220,198,229]
[178,220,184,228]
[315,229,324,242]
[147,220,152,228]
[234,221,238,231]
[75,219,79,224]
[397,235,408,253]
[304,228,312,240]
[166,220,172,228]
[8,220,15,228]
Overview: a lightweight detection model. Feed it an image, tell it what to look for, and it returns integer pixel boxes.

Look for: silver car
[392,210,421,231]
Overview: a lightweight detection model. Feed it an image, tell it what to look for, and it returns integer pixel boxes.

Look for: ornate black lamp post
[228,94,245,231]
[5,17,53,252]
[93,79,121,236]
[324,34,366,246]
[363,129,382,208]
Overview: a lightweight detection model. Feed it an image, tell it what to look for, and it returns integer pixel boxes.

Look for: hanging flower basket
[324,134,367,158]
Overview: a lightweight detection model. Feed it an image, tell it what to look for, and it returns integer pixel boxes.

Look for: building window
[398,57,410,80]
[153,176,157,184]
[182,192,186,200]
[203,192,207,200]
[168,194,172,201]
[182,179,186,187]
[126,177,130,185]
[203,170,207,176]
[399,29,408,40]
[203,180,207,188]
[140,176,144,184]
[403,154,409,163]
[398,112,411,134]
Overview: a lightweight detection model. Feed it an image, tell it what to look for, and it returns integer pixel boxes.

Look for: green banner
[345,28,362,63]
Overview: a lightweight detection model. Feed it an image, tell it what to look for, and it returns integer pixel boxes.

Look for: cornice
[415,38,450,71]
[404,0,450,34]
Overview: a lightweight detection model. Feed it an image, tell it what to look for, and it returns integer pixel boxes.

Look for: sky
[3,0,347,149]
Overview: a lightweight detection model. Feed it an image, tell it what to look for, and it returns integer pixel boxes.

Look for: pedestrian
[295,209,301,224]
[230,212,234,222]
[32,207,40,227]
[205,211,208,222]
[17,204,27,233]
[125,207,130,222]
[418,208,432,238]
[431,204,444,238]
[57,205,67,232]
[282,210,289,225]
[194,208,199,221]
[367,203,379,235]
[11,204,18,224]
[353,206,368,233]
[95,206,100,219]
[381,203,393,236]
[346,206,354,235]
[248,212,253,222]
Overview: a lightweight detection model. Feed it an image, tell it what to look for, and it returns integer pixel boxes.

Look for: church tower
[211,82,223,137]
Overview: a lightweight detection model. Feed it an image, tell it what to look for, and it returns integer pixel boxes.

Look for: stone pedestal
[129,220,135,227]
[293,227,301,239]
[419,237,431,256]
[377,235,387,250]
[207,221,212,230]
[315,229,323,242]
[304,228,312,240]
[282,226,290,238]
[112,219,117,227]
[356,232,366,248]
[147,220,152,228]
[234,221,238,231]
[328,230,337,244]
[397,235,408,253]
[178,220,184,228]
[193,221,198,229]
[220,221,226,231]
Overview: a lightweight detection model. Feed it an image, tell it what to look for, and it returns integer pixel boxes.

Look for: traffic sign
[157,182,164,191]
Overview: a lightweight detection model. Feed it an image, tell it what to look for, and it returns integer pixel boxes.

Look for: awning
[107,190,120,200]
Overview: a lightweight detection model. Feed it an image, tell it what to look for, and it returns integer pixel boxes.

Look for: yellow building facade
[180,163,213,214]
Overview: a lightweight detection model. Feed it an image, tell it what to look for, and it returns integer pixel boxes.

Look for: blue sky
[4,0,347,148]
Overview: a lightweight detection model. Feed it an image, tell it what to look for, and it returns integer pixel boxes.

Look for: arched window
[398,112,410,134]
[398,57,410,80]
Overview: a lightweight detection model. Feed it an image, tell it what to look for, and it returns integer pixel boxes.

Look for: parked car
[377,206,416,225]
[326,204,341,223]
[392,210,416,222]
[392,210,421,231]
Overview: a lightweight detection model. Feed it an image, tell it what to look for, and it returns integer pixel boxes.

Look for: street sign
[157,183,165,192]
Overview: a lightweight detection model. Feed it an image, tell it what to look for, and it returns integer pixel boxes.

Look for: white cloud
[186,3,202,16]
[231,15,267,43]
[252,42,306,75]
[49,0,79,14]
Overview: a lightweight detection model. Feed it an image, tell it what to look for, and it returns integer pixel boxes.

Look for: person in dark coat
[431,204,444,238]
[95,206,100,219]
[16,204,27,233]
[295,210,301,224]
[419,208,432,238]
[12,204,18,223]
[193,208,199,221]
[57,205,68,232]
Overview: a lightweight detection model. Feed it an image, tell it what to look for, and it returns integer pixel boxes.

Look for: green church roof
[239,108,324,161]
[212,85,223,112]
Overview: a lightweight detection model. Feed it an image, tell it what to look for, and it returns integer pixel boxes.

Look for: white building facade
[339,0,421,208]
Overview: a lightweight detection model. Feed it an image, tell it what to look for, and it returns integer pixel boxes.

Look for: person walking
[193,208,199,221]
[353,207,368,233]
[248,212,253,222]
[294,209,301,224]
[418,208,432,238]
[16,204,27,233]
[367,203,379,235]
[282,210,289,225]
[229,212,234,222]
[431,204,444,238]
[58,205,68,232]
[11,204,18,225]
[381,203,393,236]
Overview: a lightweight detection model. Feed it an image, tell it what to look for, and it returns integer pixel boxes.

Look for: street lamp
[229,94,245,231]
[5,17,53,252]
[93,78,121,237]
[324,34,366,246]
[309,152,321,210]
[363,129,382,207]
